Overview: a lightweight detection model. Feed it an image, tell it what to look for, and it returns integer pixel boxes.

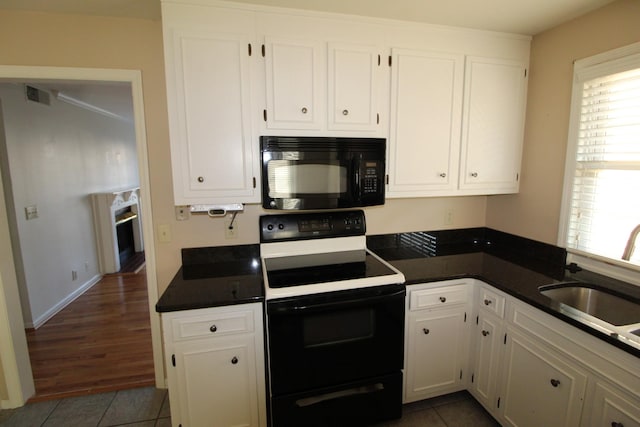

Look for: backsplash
[367,228,567,280]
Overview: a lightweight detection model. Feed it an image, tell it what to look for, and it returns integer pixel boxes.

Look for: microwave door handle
[352,158,361,200]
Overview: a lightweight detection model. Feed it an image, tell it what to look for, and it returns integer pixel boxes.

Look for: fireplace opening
[115,206,136,266]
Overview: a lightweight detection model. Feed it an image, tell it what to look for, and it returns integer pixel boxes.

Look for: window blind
[566,67,640,264]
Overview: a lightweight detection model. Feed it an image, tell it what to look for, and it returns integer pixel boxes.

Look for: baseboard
[26,274,102,329]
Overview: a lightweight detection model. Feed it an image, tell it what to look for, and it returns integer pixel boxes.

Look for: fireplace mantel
[91,187,144,274]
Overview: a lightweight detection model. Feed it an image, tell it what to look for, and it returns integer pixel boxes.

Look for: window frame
[558,41,640,285]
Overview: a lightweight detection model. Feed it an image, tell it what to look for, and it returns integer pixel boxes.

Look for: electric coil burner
[260,210,406,427]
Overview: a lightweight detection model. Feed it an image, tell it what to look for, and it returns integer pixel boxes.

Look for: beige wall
[486,0,640,244]
[0,8,489,292]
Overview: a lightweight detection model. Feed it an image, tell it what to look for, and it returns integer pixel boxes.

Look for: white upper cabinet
[162,3,260,205]
[161,0,531,204]
[328,43,381,132]
[262,38,382,135]
[264,38,324,130]
[387,48,464,196]
[459,56,528,193]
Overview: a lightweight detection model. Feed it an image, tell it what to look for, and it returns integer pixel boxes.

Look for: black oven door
[266,284,405,396]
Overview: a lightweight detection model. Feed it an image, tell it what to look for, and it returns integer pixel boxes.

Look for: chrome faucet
[622,224,640,261]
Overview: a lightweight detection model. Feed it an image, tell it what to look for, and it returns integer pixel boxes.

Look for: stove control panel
[260,210,366,243]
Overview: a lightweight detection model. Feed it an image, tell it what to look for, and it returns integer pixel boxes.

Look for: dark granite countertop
[155,244,263,312]
[155,228,640,358]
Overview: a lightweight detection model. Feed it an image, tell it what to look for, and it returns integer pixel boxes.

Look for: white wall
[0,83,139,328]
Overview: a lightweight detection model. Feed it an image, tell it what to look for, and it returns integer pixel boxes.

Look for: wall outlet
[225,221,238,239]
[158,224,172,242]
[72,270,78,281]
[84,261,89,272]
[445,209,454,226]
[175,205,190,221]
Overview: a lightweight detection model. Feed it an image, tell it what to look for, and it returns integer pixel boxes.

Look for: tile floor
[381,391,501,427]
[0,387,170,427]
[0,388,498,427]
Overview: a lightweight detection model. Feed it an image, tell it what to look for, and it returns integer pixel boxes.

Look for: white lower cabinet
[404,281,471,402]
[470,310,504,410]
[161,303,266,427]
[585,380,640,427]
[469,283,640,427]
[498,327,587,427]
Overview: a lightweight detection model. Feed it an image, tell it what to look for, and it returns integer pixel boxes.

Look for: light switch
[25,205,38,220]
[158,224,171,243]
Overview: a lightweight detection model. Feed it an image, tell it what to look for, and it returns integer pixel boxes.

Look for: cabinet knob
[482,330,490,337]
[611,422,625,427]
[209,325,217,333]
[197,176,204,183]
[550,379,561,387]
[471,172,478,178]
[439,296,446,303]
[231,356,238,364]
[423,328,430,335]
[484,299,492,306]
[301,107,308,114]
[342,109,349,116]
[439,173,446,178]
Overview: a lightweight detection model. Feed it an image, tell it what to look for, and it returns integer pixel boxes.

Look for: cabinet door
[164,26,259,205]
[459,56,527,193]
[587,381,640,427]
[405,307,468,402]
[172,336,260,427]
[471,311,504,412]
[328,43,380,132]
[387,49,464,197]
[499,328,587,427]
[264,38,323,130]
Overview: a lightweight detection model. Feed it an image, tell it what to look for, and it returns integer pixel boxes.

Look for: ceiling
[0,0,616,121]
[0,0,616,35]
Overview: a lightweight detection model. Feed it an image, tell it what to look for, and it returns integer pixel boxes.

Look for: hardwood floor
[25,267,155,402]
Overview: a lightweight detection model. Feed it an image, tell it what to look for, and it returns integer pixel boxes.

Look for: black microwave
[260,136,386,210]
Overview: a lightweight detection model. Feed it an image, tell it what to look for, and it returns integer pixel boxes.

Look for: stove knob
[278,224,284,230]
[267,224,274,231]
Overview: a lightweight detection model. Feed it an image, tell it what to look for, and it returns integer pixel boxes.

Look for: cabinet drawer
[170,309,255,341]
[410,284,468,311]
[478,286,505,318]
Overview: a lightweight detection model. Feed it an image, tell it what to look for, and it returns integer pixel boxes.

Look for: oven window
[303,308,375,348]
[268,160,347,197]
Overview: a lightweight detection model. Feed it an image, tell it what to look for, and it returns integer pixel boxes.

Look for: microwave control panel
[362,161,380,194]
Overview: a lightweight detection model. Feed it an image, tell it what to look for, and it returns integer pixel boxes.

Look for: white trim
[26,275,101,330]
[557,42,640,279]
[0,65,164,405]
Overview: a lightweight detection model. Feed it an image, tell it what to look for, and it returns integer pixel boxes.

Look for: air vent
[25,85,50,106]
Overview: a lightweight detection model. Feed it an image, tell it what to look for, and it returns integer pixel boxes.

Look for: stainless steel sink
[539,282,640,326]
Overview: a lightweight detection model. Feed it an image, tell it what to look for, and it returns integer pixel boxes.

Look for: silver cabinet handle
[471,172,478,178]
[482,330,490,337]
[439,296,446,303]
[550,379,561,387]
[301,107,308,114]
[484,299,492,306]
[231,356,238,364]
[197,176,204,183]
[209,325,217,333]
[423,328,430,335]
[342,109,349,116]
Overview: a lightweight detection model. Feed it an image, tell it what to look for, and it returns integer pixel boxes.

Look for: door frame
[0,65,163,407]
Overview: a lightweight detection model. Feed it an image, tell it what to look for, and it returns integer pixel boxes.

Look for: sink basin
[539,282,640,326]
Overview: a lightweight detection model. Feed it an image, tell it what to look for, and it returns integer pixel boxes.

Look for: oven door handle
[269,288,405,313]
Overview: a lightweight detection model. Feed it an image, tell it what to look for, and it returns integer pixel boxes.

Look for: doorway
[0,66,162,407]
